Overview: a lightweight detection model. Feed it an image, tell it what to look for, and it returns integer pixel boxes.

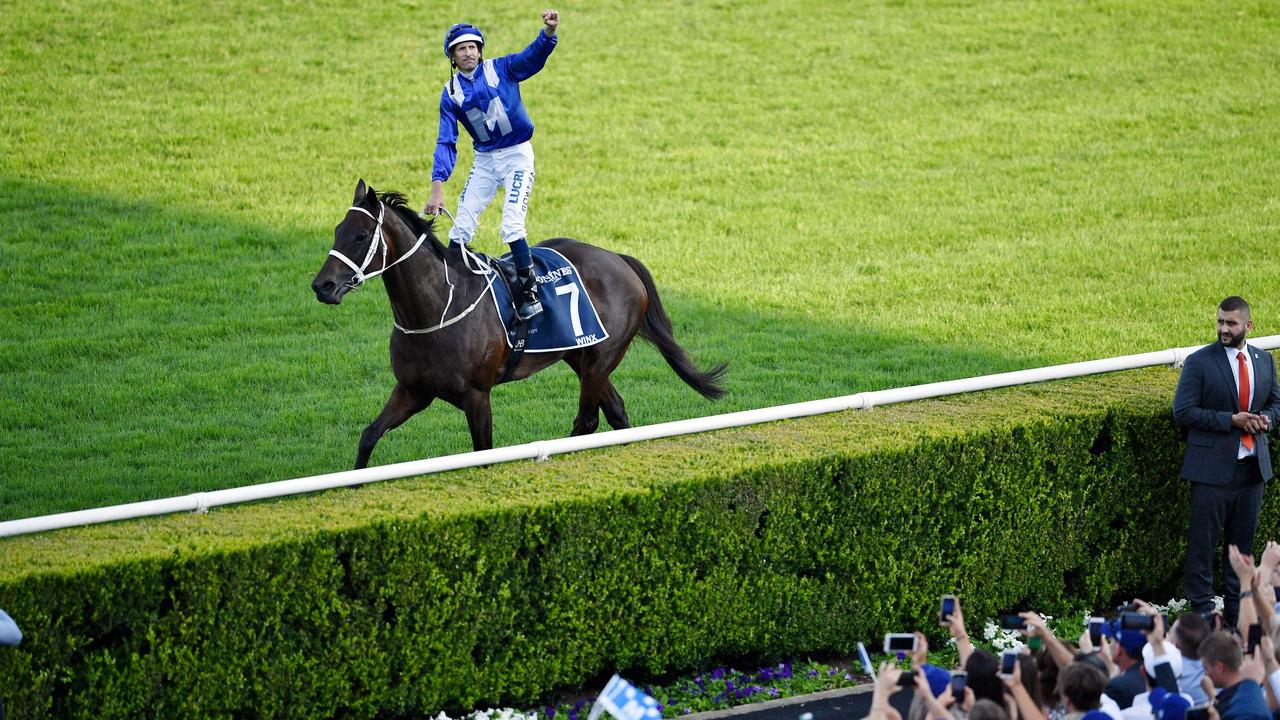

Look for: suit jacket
[1173,343,1280,484]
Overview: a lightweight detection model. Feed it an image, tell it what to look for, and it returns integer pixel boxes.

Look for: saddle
[447,243,610,380]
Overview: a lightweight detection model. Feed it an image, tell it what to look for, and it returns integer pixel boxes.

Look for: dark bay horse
[312,180,727,468]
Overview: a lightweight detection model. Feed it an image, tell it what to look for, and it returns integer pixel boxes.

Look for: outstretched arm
[944,596,975,666]
[507,14,560,81]
[1230,545,1259,639]
[1022,611,1075,670]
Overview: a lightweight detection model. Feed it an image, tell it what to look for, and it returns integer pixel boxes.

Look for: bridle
[328,200,497,335]
[327,201,428,288]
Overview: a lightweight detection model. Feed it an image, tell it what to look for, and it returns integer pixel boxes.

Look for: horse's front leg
[356,383,433,469]
[461,389,494,452]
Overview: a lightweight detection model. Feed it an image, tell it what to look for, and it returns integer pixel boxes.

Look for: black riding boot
[516,265,543,320]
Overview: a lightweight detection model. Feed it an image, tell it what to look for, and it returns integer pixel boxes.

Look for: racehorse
[311,179,728,469]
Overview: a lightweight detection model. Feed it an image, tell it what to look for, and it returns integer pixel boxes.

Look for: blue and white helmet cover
[444,23,485,58]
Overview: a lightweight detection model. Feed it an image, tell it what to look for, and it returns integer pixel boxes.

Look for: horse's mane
[378,190,444,256]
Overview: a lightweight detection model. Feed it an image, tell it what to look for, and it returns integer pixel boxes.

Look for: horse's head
[312,179,385,304]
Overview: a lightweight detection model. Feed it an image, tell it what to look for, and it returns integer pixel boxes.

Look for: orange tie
[1239,350,1255,451]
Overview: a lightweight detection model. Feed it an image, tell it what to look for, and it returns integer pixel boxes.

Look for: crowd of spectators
[866,543,1280,720]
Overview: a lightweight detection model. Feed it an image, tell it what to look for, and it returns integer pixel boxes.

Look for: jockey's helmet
[444,23,485,59]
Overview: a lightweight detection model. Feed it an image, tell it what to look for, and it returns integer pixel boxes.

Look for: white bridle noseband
[327,201,496,335]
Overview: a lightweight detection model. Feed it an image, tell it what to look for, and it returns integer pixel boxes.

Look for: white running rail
[3,336,1278,539]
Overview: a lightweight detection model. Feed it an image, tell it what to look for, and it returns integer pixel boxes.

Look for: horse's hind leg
[356,383,433,469]
[599,379,630,430]
[567,348,632,436]
[570,372,633,436]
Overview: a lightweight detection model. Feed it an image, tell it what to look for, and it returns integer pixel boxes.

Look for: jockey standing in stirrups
[423,10,560,321]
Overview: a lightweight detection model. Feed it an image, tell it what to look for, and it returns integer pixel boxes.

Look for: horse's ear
[353,178,367,205]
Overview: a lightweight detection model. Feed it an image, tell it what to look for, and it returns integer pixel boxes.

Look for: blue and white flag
[587,675,662,720]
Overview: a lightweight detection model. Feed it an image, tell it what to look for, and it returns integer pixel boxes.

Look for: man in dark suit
[1174,296,1280,625]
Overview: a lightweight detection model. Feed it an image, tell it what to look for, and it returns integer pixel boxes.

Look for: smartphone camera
[950,671,967,698]
[1249,623,1262,654]
[1187,706,1210,720]
[897,669,918,688]
[1088,616,1105,644]
[857,642,875,676]
[884,633,918,654]
[1000,614,1026,631]
[1119,611,1155,631]
[999,650,1018,678]
[940,595,957,626]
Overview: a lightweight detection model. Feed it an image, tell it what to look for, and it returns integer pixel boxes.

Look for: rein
[329,202,496,335]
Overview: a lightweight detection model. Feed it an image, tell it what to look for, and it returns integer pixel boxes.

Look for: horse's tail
[620,254,728,401]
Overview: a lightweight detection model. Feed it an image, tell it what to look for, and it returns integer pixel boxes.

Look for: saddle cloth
[486,247,609,352]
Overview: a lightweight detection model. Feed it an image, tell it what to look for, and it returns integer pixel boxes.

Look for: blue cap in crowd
[1116,629,1147,657]
[1149,687,1191,720]
[922,664,951,697]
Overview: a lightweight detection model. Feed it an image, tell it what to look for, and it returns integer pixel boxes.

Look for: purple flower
[844,673,853,681]
[725,680,735,692]
[779,662,793,679]
[694,676,705,687]
[757,669,775,682]
[568,711,578,720]
[711,668,726,680]
[574,700,588,711]
[547,709,557,720]
[683,710,692,716]
[828,668,837,677]
[807,670,819,678]
[769,688,780,697]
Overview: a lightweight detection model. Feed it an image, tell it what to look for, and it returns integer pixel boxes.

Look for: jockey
[423,10,560,321]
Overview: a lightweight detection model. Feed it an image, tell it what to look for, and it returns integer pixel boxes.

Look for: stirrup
[515,265,542,320]
[516,294,543,320]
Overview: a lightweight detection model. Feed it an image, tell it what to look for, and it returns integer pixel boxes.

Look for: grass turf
[1,0,1278,520]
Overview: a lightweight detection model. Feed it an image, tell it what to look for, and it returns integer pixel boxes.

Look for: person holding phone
[1022,611,1078,671]
[1174,296,1280,627]
[906,630,970,704]
[1198,632,1270,720]
[869,662,907,720]
[1104,628,1149,709]
[998,651,1048,720]
[939,594,976,667]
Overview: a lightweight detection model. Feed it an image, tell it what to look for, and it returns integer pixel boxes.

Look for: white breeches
[448,141,536,246]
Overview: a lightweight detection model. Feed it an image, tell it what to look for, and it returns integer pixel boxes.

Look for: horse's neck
[380,220,481,332]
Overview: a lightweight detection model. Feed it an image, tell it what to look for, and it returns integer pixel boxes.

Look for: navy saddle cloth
[481,246,609,352]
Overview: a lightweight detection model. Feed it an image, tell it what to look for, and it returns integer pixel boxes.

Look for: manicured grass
[2,0,1278,521]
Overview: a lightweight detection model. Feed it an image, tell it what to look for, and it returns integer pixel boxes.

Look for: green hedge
[2,365,1276,719]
